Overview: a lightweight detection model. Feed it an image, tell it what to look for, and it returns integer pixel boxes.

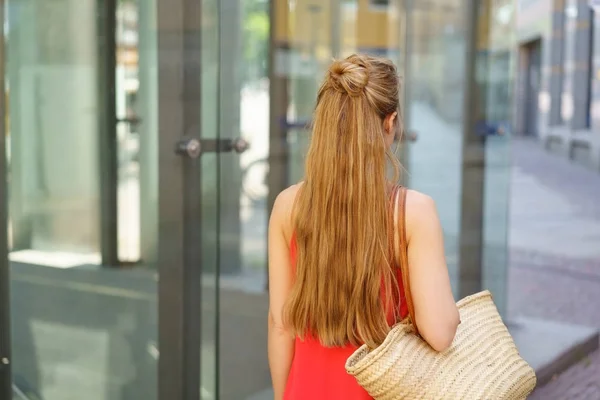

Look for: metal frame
[0,0,11,397]
[156,0,203,398]
[400,0,413,185]
[457,0,488,299]
[97,0,119,266]
[266,0,291,290]
[330,0,341,58]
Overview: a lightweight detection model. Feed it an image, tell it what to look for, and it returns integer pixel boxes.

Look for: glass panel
[213,0,513,397]
[217,0,271,398]
[219,1,407,399]
[200,0,219,398]
[286,0,406,185]
[405,0,466,298]
[480,0,514,316]
[239,0,269,283]
[116,0,141,263]
[137,0,159,268]
[7,0,158,399]
[7,0,102,261]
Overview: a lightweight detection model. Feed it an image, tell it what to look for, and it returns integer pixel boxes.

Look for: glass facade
[8,0,103,260]
[405,0,467,299]
[6,1,158,399]
[0,0,514,399]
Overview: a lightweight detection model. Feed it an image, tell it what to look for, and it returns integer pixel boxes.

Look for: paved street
[507,138,600,399]
[408,103,600,398]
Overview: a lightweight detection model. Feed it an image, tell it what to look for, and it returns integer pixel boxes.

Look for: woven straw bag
[345,186,537,400]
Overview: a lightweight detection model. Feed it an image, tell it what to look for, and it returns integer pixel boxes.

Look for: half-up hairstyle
[284,54,402,348]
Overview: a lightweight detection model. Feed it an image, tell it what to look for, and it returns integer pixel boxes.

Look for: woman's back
[284,224,409,400]
[267,55,459,400]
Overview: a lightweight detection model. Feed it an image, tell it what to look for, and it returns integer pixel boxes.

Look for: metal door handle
[175,138,250,159]
[117,116,142,125]
[231,138,250,153]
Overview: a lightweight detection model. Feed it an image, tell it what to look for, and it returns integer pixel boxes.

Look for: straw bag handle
[393,186,419,336]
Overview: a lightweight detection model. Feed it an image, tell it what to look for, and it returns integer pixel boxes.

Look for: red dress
[283,234,409,400]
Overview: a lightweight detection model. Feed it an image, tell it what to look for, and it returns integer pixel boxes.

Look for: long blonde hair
[284,54,402,348]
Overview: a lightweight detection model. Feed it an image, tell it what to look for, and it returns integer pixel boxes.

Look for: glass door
[5,0,159,399]
[191,0,516,397]
[0,0,246,397]
[222,0,410,399]
[153,0,214,397]
[154,0,251,398]
[1,0,244,398]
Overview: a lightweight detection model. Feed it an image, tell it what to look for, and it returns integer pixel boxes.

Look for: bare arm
[406,191,460,351]
[268,189,295,399]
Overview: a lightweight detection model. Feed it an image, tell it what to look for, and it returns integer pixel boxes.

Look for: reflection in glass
[201,0,219,398]
[226,1,412,399]
[217,0,272,398]
[116,0,142,263]
[7,0,102,260]
[7,1,158,399]
[481,0,514,316]
[405,0,466,297]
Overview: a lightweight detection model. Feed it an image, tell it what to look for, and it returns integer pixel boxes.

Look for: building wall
[515,0,552,136]
[517,0,600,171]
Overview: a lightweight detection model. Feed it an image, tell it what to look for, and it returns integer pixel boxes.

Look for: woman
[268,54,460,400]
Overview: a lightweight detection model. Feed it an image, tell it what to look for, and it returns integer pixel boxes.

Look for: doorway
[523,39,542,136]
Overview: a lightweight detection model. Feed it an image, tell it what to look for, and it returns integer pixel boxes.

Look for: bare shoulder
[404,189,440,240]
[271,182,304,240]
[405,189,436,213]
[272,182,303,215]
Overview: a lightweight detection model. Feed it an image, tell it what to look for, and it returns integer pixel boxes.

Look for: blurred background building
[515,0,600,170]
[0,0,598,399]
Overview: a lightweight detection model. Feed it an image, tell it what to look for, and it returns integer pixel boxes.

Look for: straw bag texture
[345,186,537,400]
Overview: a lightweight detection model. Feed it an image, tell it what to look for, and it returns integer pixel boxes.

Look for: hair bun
[328,55,369,97]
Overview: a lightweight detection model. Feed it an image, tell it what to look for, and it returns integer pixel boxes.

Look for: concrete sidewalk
[507,138,600,399]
